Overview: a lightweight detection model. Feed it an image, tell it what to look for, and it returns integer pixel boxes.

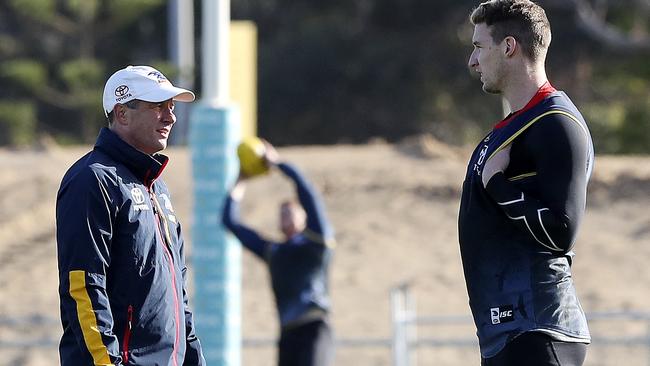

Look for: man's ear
[503,36,517,57]
[113,104,129,125]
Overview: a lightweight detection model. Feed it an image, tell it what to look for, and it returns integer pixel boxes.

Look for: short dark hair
[107,99,140,125]
[470,0,551,62]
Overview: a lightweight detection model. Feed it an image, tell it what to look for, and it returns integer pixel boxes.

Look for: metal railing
[4,288,650,366]
[390,284,650,366]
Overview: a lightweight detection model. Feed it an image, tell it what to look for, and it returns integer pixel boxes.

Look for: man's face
[280,202,305,239]
[468,23,506,95]
[121,99,176,154]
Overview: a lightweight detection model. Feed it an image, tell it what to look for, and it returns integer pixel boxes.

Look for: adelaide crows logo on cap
[148,70,168,83]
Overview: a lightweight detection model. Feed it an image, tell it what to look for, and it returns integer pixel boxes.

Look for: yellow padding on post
[69,270,114,366]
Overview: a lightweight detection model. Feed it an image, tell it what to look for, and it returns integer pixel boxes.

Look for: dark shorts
[481,332,587,366]
[278,319,334,366]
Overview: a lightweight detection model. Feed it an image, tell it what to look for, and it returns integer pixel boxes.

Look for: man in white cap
[56,65,205,365]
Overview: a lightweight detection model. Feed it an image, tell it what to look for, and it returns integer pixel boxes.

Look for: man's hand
[482,145,511,188]
[261,139,280,166]
[230,179,247,201]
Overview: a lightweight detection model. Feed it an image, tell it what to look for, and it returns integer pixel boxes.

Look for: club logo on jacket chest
[158,193,177,223]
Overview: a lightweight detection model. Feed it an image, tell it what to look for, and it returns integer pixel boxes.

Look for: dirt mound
[395,133,464,161]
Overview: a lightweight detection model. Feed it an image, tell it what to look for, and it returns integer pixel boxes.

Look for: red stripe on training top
[494,82,556,129]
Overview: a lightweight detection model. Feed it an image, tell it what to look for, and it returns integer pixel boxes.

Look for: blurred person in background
[222,141,335,366]
[458,1,594,365]
[56,65,205,365]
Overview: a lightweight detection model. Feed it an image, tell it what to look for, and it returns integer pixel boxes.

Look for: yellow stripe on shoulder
[69,271,114,366]
[508,172,537,181]
[488,110,583,160]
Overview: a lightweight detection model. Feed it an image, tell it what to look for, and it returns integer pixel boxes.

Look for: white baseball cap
[102,65,195,117]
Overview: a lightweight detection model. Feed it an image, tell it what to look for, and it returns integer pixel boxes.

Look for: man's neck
[502,64,548,112]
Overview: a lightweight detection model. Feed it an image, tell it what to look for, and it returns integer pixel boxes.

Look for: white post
[168,0,194,144]
[191,1,241,365]
[646,320,650,366]
[405,287,417,366]
[202,0,230,105]
[168,0,194,89]
[391,285,410,366]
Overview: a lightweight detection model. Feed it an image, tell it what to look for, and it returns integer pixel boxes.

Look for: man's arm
[483,114,591,253]
[56,170,122,365]
[177,223,206,366]
[277,162,334,245]
[221,180,271,259]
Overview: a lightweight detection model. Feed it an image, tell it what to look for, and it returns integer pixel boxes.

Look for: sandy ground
[0,137,649,366]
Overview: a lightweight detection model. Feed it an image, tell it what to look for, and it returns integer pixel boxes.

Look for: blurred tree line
[0,0,173,145]
[1,0,648,153]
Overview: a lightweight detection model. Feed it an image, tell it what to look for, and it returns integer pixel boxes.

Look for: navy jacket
[458,88,593,358]
[56,128,205,365]
[222,163,334,328]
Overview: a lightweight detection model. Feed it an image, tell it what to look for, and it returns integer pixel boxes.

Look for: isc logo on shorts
[490,305,514,325]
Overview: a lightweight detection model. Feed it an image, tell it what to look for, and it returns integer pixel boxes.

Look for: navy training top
[458,85,593,358]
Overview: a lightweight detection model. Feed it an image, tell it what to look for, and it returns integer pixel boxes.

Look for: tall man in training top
[459,1,594,365]
[222,141,335,366]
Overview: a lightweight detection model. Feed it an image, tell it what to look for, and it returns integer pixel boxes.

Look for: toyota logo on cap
[114,85,129,97]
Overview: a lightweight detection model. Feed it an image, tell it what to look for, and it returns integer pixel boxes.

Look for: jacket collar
[94,127,169,188]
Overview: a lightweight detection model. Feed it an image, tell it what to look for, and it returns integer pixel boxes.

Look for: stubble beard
[155,138,168,154]
[483,83,502,95]
[481,57,507,95]
[481,69,504,95]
